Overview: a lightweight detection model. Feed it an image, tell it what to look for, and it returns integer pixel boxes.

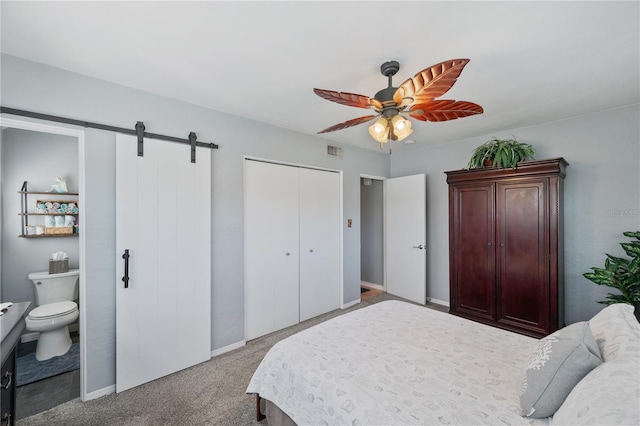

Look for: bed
[247,300,640,425]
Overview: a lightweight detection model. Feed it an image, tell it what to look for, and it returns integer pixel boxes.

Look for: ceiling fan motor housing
[375,86,400,118]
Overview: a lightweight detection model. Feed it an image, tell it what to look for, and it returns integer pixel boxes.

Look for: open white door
[385,174,426,304]
[115,134,211,392]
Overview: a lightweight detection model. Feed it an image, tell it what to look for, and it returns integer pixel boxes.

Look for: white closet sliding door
[299,168,340,321]
[244,161,300,340]
[245,160,341,340]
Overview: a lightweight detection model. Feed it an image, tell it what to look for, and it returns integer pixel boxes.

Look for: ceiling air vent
[326,145,343,159]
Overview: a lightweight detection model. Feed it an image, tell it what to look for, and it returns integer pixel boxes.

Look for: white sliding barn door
[116,134,211,393]
[299,168,340,322]
[244,160,300,340]
[385,174,427,305]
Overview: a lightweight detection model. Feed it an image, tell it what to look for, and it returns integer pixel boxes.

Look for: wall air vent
[326,145,343,159]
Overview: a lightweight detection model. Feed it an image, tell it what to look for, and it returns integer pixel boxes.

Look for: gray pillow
[519,321,603,418]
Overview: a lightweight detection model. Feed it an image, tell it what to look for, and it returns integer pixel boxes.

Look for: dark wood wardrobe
[445,158,568,338]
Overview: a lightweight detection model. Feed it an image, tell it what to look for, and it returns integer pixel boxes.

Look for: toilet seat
[28,301,77,320]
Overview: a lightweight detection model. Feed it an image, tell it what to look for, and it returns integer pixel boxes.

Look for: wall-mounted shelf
[18,181,79,238]
[19,213,79,216]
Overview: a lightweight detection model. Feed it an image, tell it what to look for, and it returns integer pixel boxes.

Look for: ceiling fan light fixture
[371,117,388,133]
[368,117,389,144]
[390,115,413,141]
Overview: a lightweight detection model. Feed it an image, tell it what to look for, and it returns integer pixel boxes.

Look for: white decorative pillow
[519,322,603,418]
[553,303,640,424]
[553,358,640,425]
[588,302,640,362]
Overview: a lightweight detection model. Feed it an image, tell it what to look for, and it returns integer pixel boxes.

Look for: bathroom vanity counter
[1,301,30,426]
[1,302,31,364]
[0,302,31,366]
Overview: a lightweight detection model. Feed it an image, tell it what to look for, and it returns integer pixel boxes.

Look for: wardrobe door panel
[450,184,495,320]
[496,180,549,334]
[245,161,300,340]
[299,168,340,322]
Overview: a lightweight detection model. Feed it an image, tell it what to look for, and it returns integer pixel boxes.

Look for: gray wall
[360,179,383,285]
[1,54,390,393]
[1,128,79,305]
[390,104,640,324]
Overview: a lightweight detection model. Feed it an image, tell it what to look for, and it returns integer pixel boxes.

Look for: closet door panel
[245,161,300,340]
[299,168,341,322]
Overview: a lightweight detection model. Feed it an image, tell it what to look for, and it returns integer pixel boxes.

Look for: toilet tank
[28,269,80,305]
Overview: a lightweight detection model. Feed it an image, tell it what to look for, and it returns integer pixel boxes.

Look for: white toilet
[25,269,79,361]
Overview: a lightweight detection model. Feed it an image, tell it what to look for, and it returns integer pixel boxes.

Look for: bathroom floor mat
[16,342,80,386]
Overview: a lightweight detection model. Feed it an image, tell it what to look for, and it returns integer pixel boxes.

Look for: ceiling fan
[314,58,483,149]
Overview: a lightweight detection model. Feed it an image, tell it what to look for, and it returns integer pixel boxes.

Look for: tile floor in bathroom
[16,332,80,420]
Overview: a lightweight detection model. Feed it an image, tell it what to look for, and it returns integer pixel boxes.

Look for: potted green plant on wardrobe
[583,231,640,321]
[466,136,535,169]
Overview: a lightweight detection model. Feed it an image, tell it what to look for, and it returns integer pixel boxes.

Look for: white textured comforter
[247,300,551,425]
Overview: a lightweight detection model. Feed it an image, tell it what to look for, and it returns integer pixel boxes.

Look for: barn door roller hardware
[1,107,219,163]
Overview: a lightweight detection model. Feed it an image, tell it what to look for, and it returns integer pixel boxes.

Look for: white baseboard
[427,297,450,307]
[83,384,115,401]
[21,332,39,343]
[211,340,246,357]
[361,281,384,291]
[342,298,360,309]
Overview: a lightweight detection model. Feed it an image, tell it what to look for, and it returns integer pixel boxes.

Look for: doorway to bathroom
[360,175,385,298]
[0,118,86,419]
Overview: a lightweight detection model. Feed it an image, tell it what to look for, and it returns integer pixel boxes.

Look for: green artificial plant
[583,231,640,306]
[466,137,535,169]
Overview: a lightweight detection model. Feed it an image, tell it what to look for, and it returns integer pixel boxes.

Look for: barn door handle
[122,249,130,288]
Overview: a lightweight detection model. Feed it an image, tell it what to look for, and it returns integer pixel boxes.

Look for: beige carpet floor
[17,293,447,426]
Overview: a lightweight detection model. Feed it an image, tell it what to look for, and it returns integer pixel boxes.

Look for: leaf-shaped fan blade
[408,100,483,122]
[314,88,382,110]
[317,115,379,134]
[393,59,471,107]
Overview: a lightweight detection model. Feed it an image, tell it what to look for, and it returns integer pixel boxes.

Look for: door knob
[412,244,425,250]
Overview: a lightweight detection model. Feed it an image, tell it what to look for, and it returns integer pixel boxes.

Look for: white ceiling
[1,1,638,152]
